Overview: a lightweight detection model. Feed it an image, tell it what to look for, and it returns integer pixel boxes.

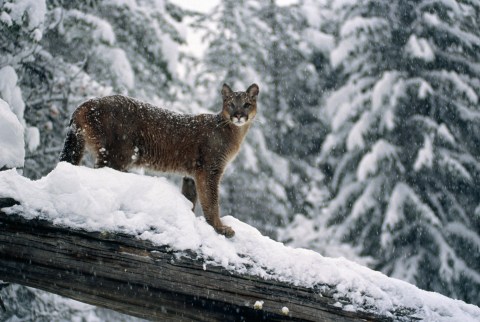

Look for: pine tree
[314,0,480,304]
[257,0,329,160]
[192,0,332,234]
[0,1,186,320]
[0,0,46,167]
[193,0,267,98]
[191,0,291,234]
[1,0,188,178]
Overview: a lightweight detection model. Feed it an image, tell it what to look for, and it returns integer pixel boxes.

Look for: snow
[1,284,137,322]
[346,112,370,150]
[0,66,26,121]
[446,222,480,253]
[371,72,406,131]
[330,16,388,68]
[0,65,31,165]
[64,10,116,45]
[0,163,479,321]
[0,11,13,26]
[253,300,264,310]
[304,28,334,55]
[414,135,434,171]
[418,80,433,99]
[331,0,361,11]
[96,46,135,90]
[25,126,40,152]
[0,99,24,168]
[281,306,289,315]
[339,16,387,39]
[405,35,435,62]
[32,28,42,42]
[103,0,181,76]
[169,0,218,13]
[438,151,472,181]
[356,139,399,181]
[301,0,327,29]
[2,0,46,30]
[423,12,480,49]
[160,32,180,76]
[341,178,381,237]
[371,72,399,112]
[324,76,374,121]
[382,183,440,245]
[437,124,455,144]
[434,70,478,104]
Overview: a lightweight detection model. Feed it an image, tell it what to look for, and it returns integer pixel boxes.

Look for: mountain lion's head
[221,83,259,127]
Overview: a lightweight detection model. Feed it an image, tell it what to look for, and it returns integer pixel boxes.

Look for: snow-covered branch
[0,205,388,322]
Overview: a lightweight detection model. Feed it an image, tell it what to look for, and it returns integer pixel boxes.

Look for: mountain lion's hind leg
[182,176,197,211]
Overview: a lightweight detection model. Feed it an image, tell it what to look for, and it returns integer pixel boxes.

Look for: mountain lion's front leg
[195,169,235,238]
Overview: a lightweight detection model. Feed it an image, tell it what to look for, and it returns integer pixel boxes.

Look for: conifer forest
[0,0,479,320]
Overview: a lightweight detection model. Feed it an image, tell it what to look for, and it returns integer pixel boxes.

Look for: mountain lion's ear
[246,84,259,100]
[222,84,233,100]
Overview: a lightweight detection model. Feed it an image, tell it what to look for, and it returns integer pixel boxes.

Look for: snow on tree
[0,1,42,159]
[0,64,42,169]
[256,0,329,160]
[285,0,480,305]
[0,0,188,178]
[0,284,141,322]
[0,98,24,169]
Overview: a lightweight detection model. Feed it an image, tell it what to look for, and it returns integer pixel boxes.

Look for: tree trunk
[0,200,410,321]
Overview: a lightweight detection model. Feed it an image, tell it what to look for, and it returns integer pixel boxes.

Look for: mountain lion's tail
[59,122,85,165]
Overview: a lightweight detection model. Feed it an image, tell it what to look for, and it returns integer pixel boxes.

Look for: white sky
[170,0,299,13]
[169,0,218,13]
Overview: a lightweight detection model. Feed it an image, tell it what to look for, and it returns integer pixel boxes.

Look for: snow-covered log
[0,204,385,322]
[0,164,479,321]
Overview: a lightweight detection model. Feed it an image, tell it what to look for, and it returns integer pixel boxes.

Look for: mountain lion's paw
[217,225,235,238]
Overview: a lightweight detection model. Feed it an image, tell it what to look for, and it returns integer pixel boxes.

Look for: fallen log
[0,201,394,322]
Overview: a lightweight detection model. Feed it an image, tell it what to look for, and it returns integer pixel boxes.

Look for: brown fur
[60,84,259,237]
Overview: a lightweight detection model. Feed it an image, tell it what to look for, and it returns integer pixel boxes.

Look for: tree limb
[0,202,410,321]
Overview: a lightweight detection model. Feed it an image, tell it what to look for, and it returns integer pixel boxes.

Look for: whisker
[217,119,230,128]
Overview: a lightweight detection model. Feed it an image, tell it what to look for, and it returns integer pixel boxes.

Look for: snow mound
[0,99,24,168]
[0,163,479,321]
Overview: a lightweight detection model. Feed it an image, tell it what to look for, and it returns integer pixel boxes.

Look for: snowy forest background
[0,0,479,320]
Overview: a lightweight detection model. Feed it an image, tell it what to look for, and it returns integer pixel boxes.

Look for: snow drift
[0,163,479,321]
[0,99,24,168]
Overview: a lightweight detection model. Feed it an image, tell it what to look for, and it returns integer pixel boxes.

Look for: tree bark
[0,200,415,321]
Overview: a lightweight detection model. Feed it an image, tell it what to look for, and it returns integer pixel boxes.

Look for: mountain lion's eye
[243,103,251,109]
[230,104,235,109]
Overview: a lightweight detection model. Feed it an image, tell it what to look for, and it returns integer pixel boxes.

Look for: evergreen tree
[303,0,480,305]
[0,1,186,319]
[0,0,45,166]
[191,0,290,234]
[192,0,331,234]
[0,0,188,178]
[257,0,329,160]
[193,0,266,98]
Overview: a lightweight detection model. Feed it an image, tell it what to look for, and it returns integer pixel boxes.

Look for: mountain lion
[60,84,259,238]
